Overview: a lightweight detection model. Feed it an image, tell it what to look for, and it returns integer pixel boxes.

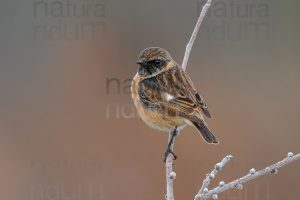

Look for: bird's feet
[163,148,177,163]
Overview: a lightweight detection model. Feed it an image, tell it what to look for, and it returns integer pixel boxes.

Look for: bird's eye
[155,59,163,65]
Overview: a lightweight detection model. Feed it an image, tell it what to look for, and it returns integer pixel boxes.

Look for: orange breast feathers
[131,74,186,132]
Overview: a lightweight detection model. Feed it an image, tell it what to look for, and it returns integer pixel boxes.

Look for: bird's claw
[163,148,177,163]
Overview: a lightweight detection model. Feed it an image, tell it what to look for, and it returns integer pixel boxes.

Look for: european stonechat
[131,47,218,161]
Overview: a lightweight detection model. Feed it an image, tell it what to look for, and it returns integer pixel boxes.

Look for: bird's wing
[164,65,211,118]
[138,65,211,122]
[180,68,212,118]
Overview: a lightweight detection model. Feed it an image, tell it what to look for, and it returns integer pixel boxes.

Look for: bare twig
[195,152,300,200]
[166,133,176,200]
[182,0,213,71]
[166,0,213,199]
[198,155,233,195]
[166,153,175,200]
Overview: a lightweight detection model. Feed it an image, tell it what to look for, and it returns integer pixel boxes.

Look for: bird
[131,47,218,162]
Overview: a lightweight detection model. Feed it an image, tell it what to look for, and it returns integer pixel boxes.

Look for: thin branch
[166,0,213,199]
[198,155,233,194]
[166,152,175,200]
[195,152,300,200]
[182,0,213,71]
[166,132,176,200]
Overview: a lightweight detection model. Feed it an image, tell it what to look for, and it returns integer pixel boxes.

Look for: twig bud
[250,168,256,174]
[209,173,215,179]
[235,184,243,190]
[212,194,218,199]
[271,168,278,174]
[219,181,225,187]
[287,152,294,158]
[203,188,208,193]
[169,172,176,180]
[215,163,223,170]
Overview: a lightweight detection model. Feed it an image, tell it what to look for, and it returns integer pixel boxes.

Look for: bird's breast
[131,74,186,132]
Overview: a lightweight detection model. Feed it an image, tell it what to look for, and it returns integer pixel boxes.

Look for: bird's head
[136,47,173,77]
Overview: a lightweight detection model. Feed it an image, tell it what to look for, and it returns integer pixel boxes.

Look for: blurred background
[0,0,299,200]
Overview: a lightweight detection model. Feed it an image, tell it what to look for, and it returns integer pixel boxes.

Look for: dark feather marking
[195,92,211,118]
[192,121,218,144]
[138,80,160,110]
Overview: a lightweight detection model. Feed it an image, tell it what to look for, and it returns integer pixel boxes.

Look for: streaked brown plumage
[131,47,218,161]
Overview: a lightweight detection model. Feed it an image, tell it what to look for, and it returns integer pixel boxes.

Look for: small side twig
[198,155,233,195]
[195,152,300,200]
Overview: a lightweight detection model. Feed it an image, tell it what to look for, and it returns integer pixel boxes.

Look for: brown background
[0,0,299,200]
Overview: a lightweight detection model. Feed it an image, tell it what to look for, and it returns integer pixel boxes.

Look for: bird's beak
[136,60,146,66]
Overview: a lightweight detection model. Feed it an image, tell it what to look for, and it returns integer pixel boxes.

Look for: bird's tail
[192,121,219,144]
